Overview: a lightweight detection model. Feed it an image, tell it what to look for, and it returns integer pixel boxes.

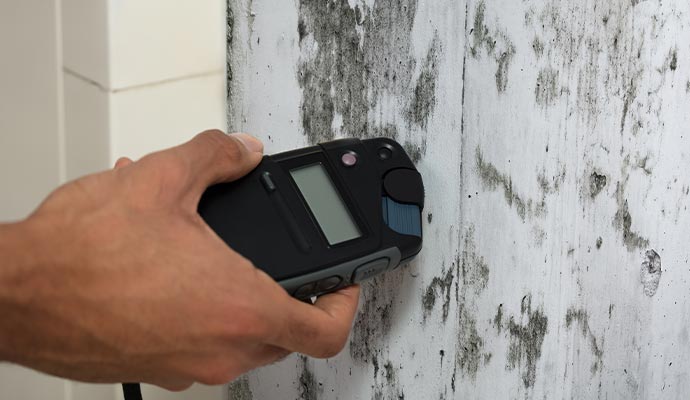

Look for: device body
[198,137,424,299]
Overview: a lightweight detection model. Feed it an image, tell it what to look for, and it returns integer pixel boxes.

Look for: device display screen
[290,163,361,245]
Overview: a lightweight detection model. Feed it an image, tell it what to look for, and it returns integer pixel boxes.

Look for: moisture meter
[198,137,424,299]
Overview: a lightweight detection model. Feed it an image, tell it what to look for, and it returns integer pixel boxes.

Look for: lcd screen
[290,163,361,245]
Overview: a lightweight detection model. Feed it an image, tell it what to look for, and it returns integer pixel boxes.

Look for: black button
[378,147,393,160]
[293,282,315,299]
[316,276,342,292]
[352,258,390,283]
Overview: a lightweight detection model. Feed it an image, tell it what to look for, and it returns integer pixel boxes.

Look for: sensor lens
[341,152,358,167]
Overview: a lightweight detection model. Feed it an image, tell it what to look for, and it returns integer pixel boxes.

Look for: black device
[122,138,423,399]
[198,137,424,299]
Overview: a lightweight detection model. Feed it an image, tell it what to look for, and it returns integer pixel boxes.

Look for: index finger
[271,285,361,358]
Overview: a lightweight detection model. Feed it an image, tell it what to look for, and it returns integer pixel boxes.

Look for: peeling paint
[641,249,662,297]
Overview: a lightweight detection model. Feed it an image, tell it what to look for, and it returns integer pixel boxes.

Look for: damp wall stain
[502,295,549,389]
[535,67,559,107]
[228,376,253,400]
[406,34,442,130]
[373,360,405,400]
[641,249,662,297]
[564,308,605,374]
[456,307,491,381]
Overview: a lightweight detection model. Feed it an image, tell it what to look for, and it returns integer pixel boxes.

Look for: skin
[0,130,360,391]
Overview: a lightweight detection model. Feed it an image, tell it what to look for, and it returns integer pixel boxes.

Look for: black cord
[122,383,142,400]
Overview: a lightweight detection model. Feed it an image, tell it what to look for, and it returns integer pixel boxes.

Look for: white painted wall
[227,1,690,399]
[1,1,227,399]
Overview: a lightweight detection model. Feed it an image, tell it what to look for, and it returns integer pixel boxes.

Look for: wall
[227,0,690,399]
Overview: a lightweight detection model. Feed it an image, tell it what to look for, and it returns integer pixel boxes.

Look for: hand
[0,130,360,390]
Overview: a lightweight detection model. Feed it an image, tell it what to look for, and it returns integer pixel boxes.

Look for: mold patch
[459,227,490,293]
[298,355,320,400]
[535,67,559,106]
[407,34,442,129]
[228,376,253,400]
[373,360,404,400]
[470,1,516,94]
[565,308,605,374]
[641,249,662,297]
[589,171,607,198]
[297,0,431,161]
[456,307,491,380]
[422,265,455,323]
[613,182,650,251]
[503,294,549,389]
[475,148,549,221]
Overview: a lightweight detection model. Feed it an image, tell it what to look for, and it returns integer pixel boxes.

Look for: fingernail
[232,133,264,153]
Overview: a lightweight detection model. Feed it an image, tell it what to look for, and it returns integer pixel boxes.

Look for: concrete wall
[226,0,690,398]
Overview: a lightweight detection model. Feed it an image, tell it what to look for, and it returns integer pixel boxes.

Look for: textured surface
[226,0,690,398]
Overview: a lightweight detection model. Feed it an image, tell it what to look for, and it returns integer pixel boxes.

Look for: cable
[122,383,142,400]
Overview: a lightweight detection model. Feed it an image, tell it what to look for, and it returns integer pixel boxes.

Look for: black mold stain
[565,308,604,374]
[589,171,608,198]
[475,148,549,221]
[493,304,504,334]
[613,182,650,251]
[596,237,603,249]
[453,227,492,381]
[459,227,490,293]
[505,294,548,389]
[535,67,559,106]
[427,213,433,224]
[226,1,236,124]
[373,360,404,400]
[406,34,442,129]
[641,249,662,297]
[456,307,491,380]
[532,36,544,58]
[298,355,319,400]
[350,270,405,369]
[422,266,454,323]
[297,0,429,160]
[228,376,253,400]
[470,1,516,94]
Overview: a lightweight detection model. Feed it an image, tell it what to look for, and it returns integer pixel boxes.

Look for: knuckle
[198,130,245,163]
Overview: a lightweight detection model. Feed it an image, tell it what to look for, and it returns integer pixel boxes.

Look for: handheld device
[198,137,425,299]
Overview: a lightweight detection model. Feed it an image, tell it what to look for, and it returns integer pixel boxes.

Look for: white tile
[63,73,111,180]
[108,0,226,90]
[0,0,62,221]
[110,72,227,161]
[62,0,110,87]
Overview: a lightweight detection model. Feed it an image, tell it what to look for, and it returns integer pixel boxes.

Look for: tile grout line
[63,68,225,94]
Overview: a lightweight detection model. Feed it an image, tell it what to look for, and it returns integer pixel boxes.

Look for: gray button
[260,171,276,192]
[316,276,342,292]
[293,282,315,299]
[352,258,390,283]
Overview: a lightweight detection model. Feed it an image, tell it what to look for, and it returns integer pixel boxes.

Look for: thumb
[175,130,264,197]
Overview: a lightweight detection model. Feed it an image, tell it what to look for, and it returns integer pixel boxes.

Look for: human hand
[0,130,360,390]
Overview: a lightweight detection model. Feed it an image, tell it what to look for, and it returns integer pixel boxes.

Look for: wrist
[0,217,57,362]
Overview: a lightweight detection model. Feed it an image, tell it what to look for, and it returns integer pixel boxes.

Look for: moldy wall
[226,1,690,398]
